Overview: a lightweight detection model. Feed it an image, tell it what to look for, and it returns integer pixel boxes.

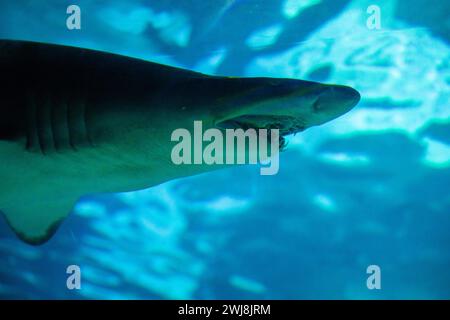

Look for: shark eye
[312,97,322,112]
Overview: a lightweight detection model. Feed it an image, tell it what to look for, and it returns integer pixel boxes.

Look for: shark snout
[309,84,360,125]
[315,85,360,113]
[214,78,360,135]
[260,80,360,120]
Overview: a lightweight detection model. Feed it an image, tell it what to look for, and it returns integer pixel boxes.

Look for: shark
[0,40,360,245]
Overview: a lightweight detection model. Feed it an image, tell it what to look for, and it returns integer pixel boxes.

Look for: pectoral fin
[1,198,76,245]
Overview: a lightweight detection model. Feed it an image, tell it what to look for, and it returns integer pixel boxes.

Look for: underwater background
[0,0,449,299]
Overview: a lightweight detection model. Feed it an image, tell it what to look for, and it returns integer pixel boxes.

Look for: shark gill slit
[49,93,60,151]
[25,91,92,154]
[66,92,92,151]
[25,92,38,152]
[66,95,77,151]
[37,94,54,154]
[81,97,93,147]
[51,94,69,151]
[65,94,82,152]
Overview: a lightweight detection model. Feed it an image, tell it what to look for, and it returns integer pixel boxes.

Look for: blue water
[0,0,449,299]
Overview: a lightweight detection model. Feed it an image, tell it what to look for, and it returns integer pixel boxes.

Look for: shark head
[124,76,361,174]
[151,76,361,179]
[76,71,361,183]
[213,78,360,143]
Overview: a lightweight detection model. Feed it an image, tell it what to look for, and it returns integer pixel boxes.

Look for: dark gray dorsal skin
[0,40,360,244]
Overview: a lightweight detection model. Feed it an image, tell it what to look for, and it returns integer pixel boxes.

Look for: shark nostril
[334,86,360,107]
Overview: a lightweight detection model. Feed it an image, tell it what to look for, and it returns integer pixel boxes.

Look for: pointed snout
[270,80,360,126]
[314,85,360,116]
[213,77,360,131]
[263,79,360,119]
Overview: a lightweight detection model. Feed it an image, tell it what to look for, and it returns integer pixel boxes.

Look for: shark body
[0,40,360,244]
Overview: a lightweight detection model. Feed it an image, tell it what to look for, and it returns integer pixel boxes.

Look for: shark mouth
[216,114,306,151]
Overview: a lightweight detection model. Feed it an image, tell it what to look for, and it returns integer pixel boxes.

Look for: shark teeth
[216,114,307,152]
[217,115,306,136]
[216,118,299,152]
